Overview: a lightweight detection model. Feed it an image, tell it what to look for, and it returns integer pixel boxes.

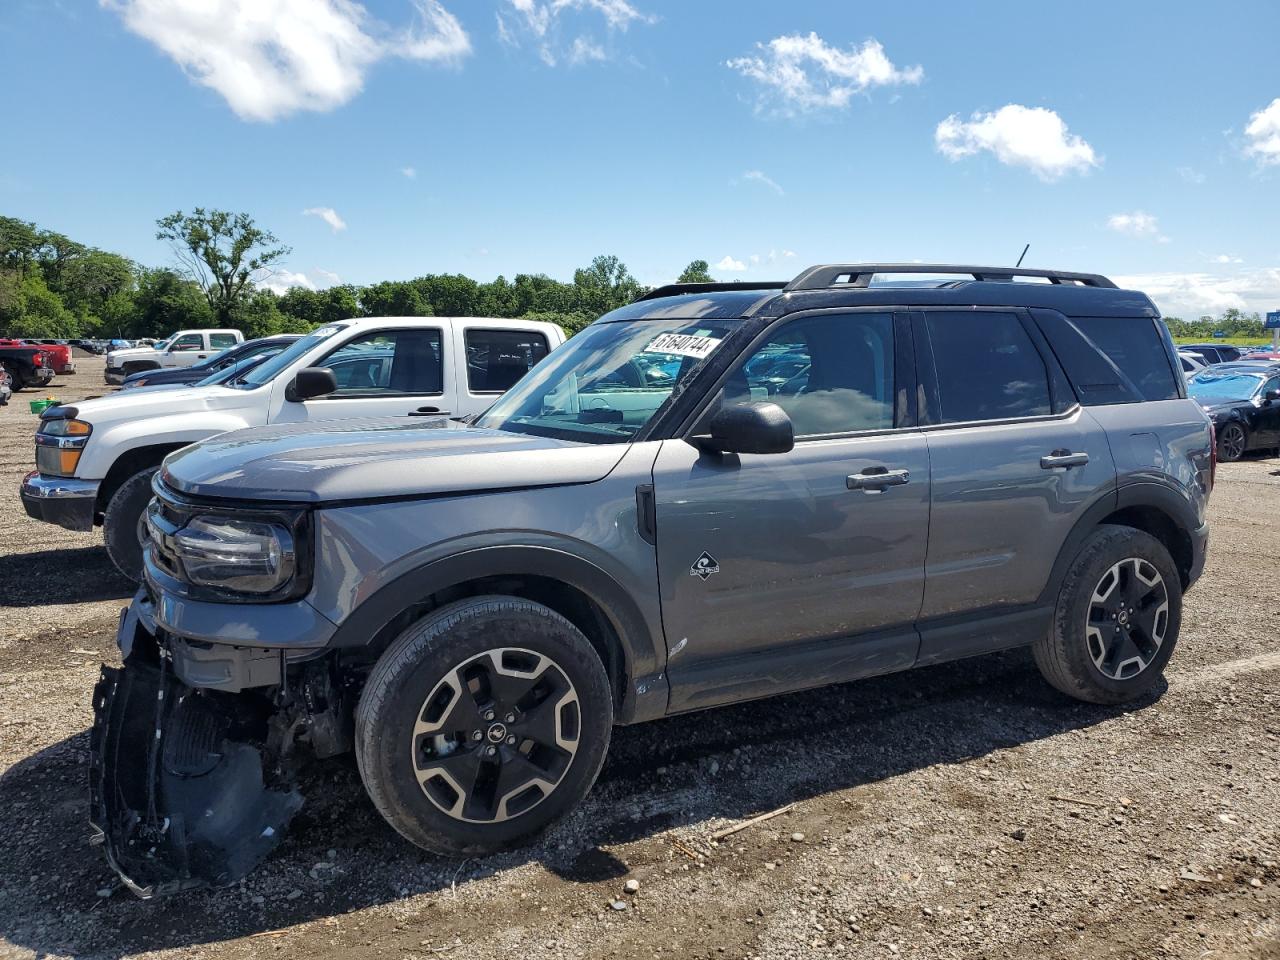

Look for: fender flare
[1037,479,1201,606]
[326,543,667,724]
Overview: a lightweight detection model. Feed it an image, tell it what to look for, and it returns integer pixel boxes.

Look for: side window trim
[679,307,916,443]
[309,326,447,400]
[914,306,1062,428]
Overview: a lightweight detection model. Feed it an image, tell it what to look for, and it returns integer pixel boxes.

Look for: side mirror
[286,367,338,402]
[1266,390,1280,402]
[692,402,794,455]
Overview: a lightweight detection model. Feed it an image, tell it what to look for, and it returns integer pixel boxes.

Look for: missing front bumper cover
[89,657,303,899]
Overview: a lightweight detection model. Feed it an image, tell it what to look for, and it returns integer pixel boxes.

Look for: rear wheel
[1216,421,1247,462]
[2,362,26,391]
[356,596,613,856]
[103,467,158,582]
[1034,525,1182,705]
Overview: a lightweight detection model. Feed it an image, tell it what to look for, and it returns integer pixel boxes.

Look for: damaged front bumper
[89,598,348,898]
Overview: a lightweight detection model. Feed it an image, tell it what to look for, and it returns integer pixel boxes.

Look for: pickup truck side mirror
[691,402,794,455]
[287,367,338,402]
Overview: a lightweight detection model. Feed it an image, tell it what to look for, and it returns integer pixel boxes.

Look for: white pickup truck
[105,329,245,384]
[23,315,564,579]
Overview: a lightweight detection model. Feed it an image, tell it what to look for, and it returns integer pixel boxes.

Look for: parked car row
[0,341,57,391]
[1186,359,1280,461]
[24,265,1216,900]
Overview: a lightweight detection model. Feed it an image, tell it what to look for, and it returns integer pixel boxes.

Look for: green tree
[156,208,290,324]
[0,216,42,275]
[411,274,482,316]
[0,271,78,338]
[129,267,214,339]
[360,280,429,317]
[676,259,714,284]
[572,254,644,315]
[59,249,135,316]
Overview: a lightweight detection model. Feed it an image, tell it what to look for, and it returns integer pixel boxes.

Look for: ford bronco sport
[92,264,1212,897]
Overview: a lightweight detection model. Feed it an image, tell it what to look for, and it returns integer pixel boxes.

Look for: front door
[269,326,458,425]
[652,310,930,713]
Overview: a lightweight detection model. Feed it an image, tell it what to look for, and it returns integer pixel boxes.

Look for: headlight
[35,418,92,477]
[123,378,146,389]
[165,515,296,595]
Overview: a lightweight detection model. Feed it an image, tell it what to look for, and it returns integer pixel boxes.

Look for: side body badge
[690,551,720,581]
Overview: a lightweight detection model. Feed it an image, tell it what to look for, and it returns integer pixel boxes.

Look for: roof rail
[635,281,787,303]
[784,263,1117,291]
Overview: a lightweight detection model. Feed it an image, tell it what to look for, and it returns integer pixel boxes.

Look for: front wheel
[1033,525,1182,705]
[1217,421,1247,462]
[355,596,613,857]
[103,467,158,582]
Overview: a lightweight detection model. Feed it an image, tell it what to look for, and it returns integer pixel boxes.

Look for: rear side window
[465,329,549,393]
[209,333,239,349]
[925,311,1052,423]
[1034,312,1179,404]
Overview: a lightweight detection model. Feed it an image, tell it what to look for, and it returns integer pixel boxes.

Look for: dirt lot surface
[1,360,1277,960]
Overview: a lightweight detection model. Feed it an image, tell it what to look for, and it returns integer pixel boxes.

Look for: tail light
[33,353,45,368]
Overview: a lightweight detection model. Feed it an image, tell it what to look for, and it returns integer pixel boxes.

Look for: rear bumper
[20,471,99,531]
[1186,520,1209,589]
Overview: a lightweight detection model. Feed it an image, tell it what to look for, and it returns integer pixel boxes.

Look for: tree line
[1,209,720,342]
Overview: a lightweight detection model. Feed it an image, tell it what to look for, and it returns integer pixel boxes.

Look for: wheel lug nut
[506,735,517,745]
[485,745,497,757]
[504,713,516,724]
[483,710,495,721]
[472,730,483,741]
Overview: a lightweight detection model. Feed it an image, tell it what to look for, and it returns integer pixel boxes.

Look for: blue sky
[2,0,1280,318]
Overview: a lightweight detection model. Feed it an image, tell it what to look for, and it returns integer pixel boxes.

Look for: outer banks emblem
[690,551,720,580]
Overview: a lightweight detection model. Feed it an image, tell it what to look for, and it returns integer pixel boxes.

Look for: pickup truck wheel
[355,595,612,857]
[2,362,25,391]
[104,467,158,582]
[1033,524,1182,705]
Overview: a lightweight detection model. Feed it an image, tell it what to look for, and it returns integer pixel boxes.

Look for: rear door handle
[1040,451,1090,470]
[847,467,910,491]
[409,406,451,417]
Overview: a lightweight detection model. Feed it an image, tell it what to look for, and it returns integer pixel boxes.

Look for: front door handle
[1040,450,1090,470]
[847,467,910,491]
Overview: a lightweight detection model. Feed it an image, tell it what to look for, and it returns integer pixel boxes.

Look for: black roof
[604,264,1160,323]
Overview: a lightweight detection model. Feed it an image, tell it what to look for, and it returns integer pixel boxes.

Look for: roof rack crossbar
[784,264,1117,291]
[635,281,787,302]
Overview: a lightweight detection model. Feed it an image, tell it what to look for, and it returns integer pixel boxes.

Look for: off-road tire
[103,467,158,582]
[1033,524,1182,705]
[1216,421,1248,462]
[356,595,613,857]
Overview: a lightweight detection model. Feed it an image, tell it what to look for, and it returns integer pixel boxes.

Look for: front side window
[474,319,736,443]
[713,312,895,437]
[465,329,550,393]
[926,312,1052,423]
[170,334,203,352]
[318,329,443,397]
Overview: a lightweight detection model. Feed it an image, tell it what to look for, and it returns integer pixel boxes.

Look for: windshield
[1188,372,1263,402]
[473,318,736,443]
[228,324,347,389]
[193,351,280,386]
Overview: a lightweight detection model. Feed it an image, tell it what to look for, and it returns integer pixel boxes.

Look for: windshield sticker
[644,333,721,360]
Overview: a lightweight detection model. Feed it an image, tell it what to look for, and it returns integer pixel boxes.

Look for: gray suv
[92,264,1212,897]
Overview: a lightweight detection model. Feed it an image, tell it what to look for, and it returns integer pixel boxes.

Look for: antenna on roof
[1015,243,1030,268]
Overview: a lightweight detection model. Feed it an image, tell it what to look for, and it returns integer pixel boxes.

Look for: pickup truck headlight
[35,418,92,477]
[166,515,296,595]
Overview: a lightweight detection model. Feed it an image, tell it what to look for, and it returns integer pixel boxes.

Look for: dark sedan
[118,334,300,390]
[1187,367,1280,461]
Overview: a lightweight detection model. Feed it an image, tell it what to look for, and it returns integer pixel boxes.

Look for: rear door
[453,323,552,416]
[913,308,1116,657]
[268,324,459,425]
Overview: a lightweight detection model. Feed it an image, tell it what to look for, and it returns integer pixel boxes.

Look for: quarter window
[926,312,1052,423]
[209,333,239,349]
[319,329,444,397]
[723,312,896,437]
[465,329,550,393]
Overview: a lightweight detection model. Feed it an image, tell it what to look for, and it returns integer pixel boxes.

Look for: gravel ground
[0,359,1276,960]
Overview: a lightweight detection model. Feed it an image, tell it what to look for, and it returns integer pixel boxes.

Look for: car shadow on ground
[0,545,133,606]
[0,648,1165,959]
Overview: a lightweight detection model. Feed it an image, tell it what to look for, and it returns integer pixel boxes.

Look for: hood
[73,384,254,424]
[161,417,629,503]
[107,346,157,364]
[1195,399,1251,417]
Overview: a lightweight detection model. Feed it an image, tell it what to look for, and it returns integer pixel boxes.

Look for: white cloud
[1176,166,1206,184]
[1211,254,1243,264]
[303,206,347,232]
[258,267,341,294]
[1245,97,1280,165]
[499,0,651,65]
[727,33,922,115]
[714,255,747,272]
[568,36,606,64]
[312,268,342,285]
[1107,211,1169,243]
[103,0,470,122]
[1115,267,1280,317]
[935,104,1098,181]
[400,166,417,178]
[739,169,784,195]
